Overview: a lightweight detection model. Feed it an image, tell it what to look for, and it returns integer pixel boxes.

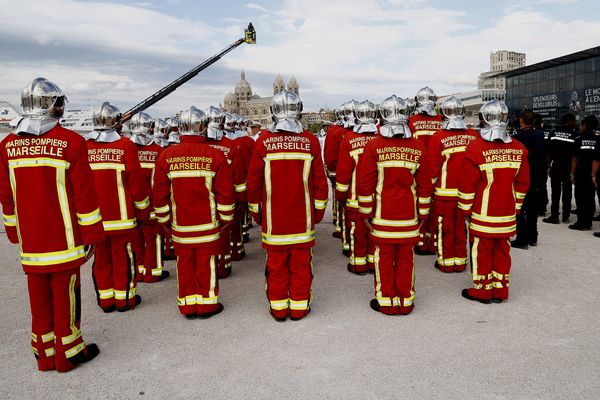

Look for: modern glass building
[500,46,600,127]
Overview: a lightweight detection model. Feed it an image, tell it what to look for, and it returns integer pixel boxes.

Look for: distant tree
[307,123,322,133]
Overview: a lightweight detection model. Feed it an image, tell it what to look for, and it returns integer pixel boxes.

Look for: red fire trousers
[417,201,437,253]
[467,236,511,301]
[373,243,415,315]
[27,268,88,372]
[175,248,219,316]
[230,203,246,261]
[92,232,138,310]
[266,248,313,319]
[137,222,165,282]
[435,200,468,272]
[346,211,373,273]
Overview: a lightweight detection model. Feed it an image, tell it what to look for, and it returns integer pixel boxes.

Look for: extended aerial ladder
[121,23,256,122]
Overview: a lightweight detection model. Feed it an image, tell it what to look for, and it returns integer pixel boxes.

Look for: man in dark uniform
[543,113,578,224]
[511,110,546,249]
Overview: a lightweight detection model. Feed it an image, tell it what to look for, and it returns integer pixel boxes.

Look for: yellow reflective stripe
[492,271,508,280]
[3,213,16,226]
[98,288,114,299]
[402,294,415,307]
[234,183,247,192]
[480,162,521,170]
[172,221,219,232]
[103,219,137,231]
[172,233,220,244]
[346,199,359,208]
[358,195,373,202]
[167,170,215,179]
[290,299,309,310]
[220,213,234,222]
[140,162,155,169]
[472,213,516,223]
[359,207,372,214]
[470,223,516,234]
[65,343,86,359]
[248,203,260,213]
[314,199,328,210]
[515,192,526,199]
[56,167,75,249]
[8,157,70,169]
[21,246,86,266]
[114,288,136,300]
[353,257,367,266]
[458,202,472,211]
[376,297,393,306]
[31,333,38,342]
[77,208,102,226]
[371,229,420,239]
[217,203,235,212]
[458,191,475,200]
[154,204,170,214]
[261,231,315,245]
[157,215,170,223]
[435,188,459,197]
[441,146,467,155]
[336,182,349,192]
[45,347,56,357]
[418,207,430,216]
[265,152,313,161]
[376,160,419,170]
[41,332,55,343]
[418,197,431,204]
[415,130,436,136]
[61,330,82,345]
[89,163,125,171]
[270,299,289,310]
[372,217,418,227]
[134,196,150,210]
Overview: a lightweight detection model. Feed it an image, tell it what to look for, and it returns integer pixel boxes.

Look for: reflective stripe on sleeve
[103,219,137,231]
[76,209,102,226]
[336,182,349,192]
[314,199,328,210]
[134,197,150,210]
[234,183,247,193]
[3,213,16,226]
[248,203,260,213]
[217,203,235,212]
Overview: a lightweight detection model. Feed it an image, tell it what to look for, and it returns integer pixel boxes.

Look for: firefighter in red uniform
[0,78,102,372]
[247,90,329,321]
[458,100,530,303]
[129,112,170,283]
[324,106,347,240]
[230,115,255,248]
[153,119,176,260]
[153,106,234,318]
[424,96,479,273]
[408,87,444,255]
[205,108,246,278]
[86,102,150,312]
[336,100,378,274]
[357,95,432,315]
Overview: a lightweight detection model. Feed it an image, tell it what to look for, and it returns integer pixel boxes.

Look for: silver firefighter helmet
[207,106,225,140]
[87,101,122,143]
[479,100,511,143]
[166,117,180,144]
[379,95,411,138]
[441,96,467,130]
[17,77,68,135]
[353,100,377,134]
[415,86,437,116]
[270,89,303,134]
[129,111,154,145]
[224,112,237,133]
[179,106,208,136]
[342,100,358,129]
[405,97,417,115]
[153,118,170,147]
[335,106,345,125]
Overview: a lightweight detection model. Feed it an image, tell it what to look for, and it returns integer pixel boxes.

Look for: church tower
[287,76,299,96]
[273,74,285,95]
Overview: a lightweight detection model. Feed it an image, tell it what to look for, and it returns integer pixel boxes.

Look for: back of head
[581,114,599,135]
[560,113,576,127]
[519,110,535,127]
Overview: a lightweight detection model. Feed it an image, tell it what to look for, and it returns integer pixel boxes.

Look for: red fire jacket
[0,125,105,272]
[87,138,150,235]
[152,135,235,249]
[457,138,530,238]
[424,128,480,201]
[234,135,256,180]
[207,137,247,202]
[323,124,347,176]
[247,130,329,249]
[356,136,432,244]
[135,142,163,221]
[408,113,443,148]
[335,131,378,212]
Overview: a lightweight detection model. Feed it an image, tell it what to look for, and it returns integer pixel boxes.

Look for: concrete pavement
[0,210,599,399]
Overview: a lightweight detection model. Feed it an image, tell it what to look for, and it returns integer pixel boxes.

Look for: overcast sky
[1,0,600,117]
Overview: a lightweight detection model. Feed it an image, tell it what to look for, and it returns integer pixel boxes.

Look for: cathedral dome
[234,70,252,100]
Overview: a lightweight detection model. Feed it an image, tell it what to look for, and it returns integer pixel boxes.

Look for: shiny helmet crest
[441,96,467,130]
[479,100,511,143]
[379,95,411,138]
[179,106,207,136]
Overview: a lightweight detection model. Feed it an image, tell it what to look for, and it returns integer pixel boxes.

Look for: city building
[301,109,336,131]
[500,46,600,126]
[478,50,526,90]
[222,71,299,127]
